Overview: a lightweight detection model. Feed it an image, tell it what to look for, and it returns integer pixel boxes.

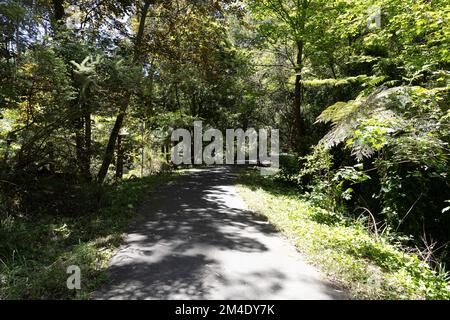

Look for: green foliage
[237,170,450,299]
[277,147,370,212]
[319,86,449,161]
[315,84,450,238]
[0,172,181,299]
[332,165,371,201]
[1,0,450,300]
[298,0,450,269]
[275,154,302,185]
[70,55,101,95]
[302,75,382,87]
[1,0,251,207]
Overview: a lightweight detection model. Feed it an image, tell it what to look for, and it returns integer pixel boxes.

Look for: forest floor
[0,172,181,299]
[95,166,346,299]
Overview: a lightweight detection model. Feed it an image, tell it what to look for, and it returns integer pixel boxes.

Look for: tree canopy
[0,0,449,299]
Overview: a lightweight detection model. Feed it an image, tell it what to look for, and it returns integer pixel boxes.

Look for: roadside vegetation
[0,172,180,299]
[1,0,449,300]
[237,169,450,300]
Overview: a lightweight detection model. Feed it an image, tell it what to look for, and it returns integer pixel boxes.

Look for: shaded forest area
[0,0,449,298]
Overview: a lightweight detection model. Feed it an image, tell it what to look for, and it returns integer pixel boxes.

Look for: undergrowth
[0,172,180,299]
[236,168,450,300]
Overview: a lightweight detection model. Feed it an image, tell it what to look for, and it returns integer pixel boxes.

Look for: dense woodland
[0,0,449,299]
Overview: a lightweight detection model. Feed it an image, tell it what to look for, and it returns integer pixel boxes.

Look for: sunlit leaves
[318,86,450,165]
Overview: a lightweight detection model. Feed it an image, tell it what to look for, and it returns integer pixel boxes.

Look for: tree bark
[50,0,94,181]
[82,104,92,181]
[293,40,305,151]
[75,116,85,176]
[97,101,128,183]
[116,134,124,179]
[97,0,153,184]
[73,88,92,182]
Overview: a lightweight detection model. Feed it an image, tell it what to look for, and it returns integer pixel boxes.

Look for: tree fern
[317,85,450,163]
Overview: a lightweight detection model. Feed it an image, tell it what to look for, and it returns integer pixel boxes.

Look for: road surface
[95,166,346,300]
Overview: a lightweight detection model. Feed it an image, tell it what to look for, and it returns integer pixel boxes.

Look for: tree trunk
[141,121,146,177]
[97,102,128,183]
[82,105,92,181]
[191,93,197,115]
[97,0,152,184]
[293,40,305,151]
[50,0,93,181]
[75,116,85,176]
[73,91,92,182]
[116,134,124,179]
[175,83,181,109]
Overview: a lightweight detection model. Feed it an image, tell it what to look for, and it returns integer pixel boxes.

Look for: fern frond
[318,85,449,162]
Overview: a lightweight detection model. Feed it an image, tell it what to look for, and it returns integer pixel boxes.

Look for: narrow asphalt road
[95,166,346,300]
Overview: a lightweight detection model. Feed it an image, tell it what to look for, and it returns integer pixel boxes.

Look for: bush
[0,171,180,299]
[275,153,302,186]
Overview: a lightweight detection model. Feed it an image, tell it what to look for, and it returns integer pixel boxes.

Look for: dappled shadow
[126,167,277,254]
[98,255,214,299]
[97,257,298,300]
[237,168,412,276]
[95,166,346,300]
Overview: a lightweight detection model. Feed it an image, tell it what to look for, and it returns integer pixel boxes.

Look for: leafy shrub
[275,153,302,186]
[237,170,450,299]
[0,172,180,299]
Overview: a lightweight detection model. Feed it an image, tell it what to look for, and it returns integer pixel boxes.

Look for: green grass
[0,171,182,299]
[236,168,450,300]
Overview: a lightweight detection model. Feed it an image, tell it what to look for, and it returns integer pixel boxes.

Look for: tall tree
[249,0,345,152]
[97,0,154,183]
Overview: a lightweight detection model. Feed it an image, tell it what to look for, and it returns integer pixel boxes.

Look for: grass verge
[0,171,181,299]
[236,168,450,300]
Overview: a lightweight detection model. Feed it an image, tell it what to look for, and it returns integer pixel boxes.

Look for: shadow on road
[95,166,346,300]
